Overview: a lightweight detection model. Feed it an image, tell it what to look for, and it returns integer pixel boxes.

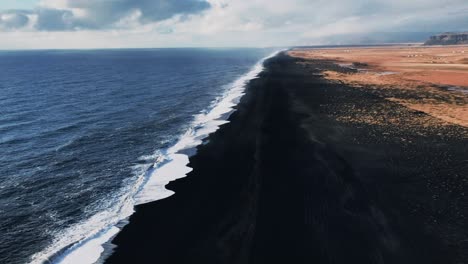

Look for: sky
[0,0,467,49]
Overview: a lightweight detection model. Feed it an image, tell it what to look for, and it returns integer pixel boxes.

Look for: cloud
[154,0,467,47]
[0,0,467,48]
[0,10,31,30]
[35,8,74,30]
[0,0,211,31]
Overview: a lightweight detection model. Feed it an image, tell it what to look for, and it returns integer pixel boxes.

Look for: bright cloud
[0,0,467,49]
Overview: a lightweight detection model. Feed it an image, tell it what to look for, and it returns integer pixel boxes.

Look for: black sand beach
[105,53,468,264]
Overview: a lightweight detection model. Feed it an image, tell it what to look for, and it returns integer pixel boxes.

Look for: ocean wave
[29,50,280,264]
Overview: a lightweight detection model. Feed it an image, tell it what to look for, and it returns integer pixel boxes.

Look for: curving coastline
[37,51,279,264]
[104,52,468,264]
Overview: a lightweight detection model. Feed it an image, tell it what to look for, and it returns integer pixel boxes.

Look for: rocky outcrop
[425,32,468,45]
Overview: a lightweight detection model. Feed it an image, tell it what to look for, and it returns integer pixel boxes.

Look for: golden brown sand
[289,45,468,128]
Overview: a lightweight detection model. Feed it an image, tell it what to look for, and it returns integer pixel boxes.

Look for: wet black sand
[105,53,468,264]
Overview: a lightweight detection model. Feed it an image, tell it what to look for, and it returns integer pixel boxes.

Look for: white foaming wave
[29,50,281,264]
[29,161,149,264]
[136,50,282,204]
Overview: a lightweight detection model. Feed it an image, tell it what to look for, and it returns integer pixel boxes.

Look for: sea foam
[29,50,280,264]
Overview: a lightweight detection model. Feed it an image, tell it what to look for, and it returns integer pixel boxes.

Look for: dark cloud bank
[0,0,211,31]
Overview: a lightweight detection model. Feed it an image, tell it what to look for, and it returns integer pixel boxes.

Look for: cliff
[425,32,468,45]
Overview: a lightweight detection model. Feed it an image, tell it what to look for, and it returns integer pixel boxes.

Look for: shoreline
[42,51,279,264]
[105,52,468,263]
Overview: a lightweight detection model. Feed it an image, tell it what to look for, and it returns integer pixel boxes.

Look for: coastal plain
[289,45,468,128]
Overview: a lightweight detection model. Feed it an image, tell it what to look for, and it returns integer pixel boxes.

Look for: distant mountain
[425,32,468,45]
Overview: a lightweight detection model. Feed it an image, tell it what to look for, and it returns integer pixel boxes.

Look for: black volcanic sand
[105,53,468,264]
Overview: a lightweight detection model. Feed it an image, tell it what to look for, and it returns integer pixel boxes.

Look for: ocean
[0,48,275,264]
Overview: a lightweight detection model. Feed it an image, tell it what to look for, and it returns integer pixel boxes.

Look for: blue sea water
[0,48,274,264]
